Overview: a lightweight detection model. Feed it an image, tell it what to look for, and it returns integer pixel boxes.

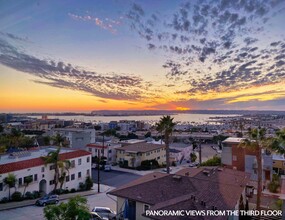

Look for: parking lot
[92,169,141,187]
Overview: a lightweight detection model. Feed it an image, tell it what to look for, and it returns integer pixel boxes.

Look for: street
[92,169,141,187]
[0,185,116,220]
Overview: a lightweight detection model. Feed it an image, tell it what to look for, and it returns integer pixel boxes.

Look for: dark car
[35,195,59,206]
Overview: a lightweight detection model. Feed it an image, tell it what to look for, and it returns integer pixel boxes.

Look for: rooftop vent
[203,169,211,176]
[8,151,31,159]
[172,175,182,180]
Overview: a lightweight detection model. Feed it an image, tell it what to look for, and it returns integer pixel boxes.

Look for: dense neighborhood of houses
[0,113,285,219]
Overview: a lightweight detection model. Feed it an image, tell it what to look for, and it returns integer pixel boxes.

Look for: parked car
[35,195,59,206]
[90,212,104,220]
[104,164,112,172]
[189,162,200,167]
[91,207,116,220]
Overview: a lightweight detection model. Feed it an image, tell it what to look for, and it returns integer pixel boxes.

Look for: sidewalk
[111,164,189,175]
[0,189,98,211]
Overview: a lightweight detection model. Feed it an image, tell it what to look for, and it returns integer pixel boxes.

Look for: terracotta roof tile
[0,150,91,174]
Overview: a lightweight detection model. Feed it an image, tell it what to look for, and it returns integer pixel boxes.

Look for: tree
[42,147,70,191]
[4,173,17,200]
[44,196,90,220]
[23,175,33,197]
[52,133,65,147]
[270,128,285,155]
[43,136,51,145]
[190,152,197,162]
[144,131,151,138]
[156,115,176,174]
[238,128,271,212]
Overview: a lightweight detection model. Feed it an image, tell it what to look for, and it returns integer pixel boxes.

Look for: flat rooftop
[0,147,74,165]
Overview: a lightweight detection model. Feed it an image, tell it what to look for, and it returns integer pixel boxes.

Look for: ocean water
[28,113,239,124]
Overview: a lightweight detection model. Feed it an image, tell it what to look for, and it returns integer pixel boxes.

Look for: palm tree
[239,128,266,212]
[23,175,33,197]
[156,115,176,174]
[4,173,17,200]
[52,133,65,147]
[42,147,70,192]
[270,128,285,155]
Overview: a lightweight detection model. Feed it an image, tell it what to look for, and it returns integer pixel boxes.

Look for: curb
[0,190,97,212]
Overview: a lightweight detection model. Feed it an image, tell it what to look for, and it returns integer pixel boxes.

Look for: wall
[0,154,91,199]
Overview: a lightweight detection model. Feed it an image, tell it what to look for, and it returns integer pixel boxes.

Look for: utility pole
[97,146,100,193]
[97,133,105,193]
[199,139,202,165]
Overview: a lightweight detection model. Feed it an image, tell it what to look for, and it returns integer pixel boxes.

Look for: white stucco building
[0,147,92,199]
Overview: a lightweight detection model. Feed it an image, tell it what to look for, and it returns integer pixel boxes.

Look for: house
[272,154,285,175]
[108,167,251,220]
[0,147,91,199]
[169,148,183,163]
[51,128,96,149]
[86,142,121,163]
[116,143,166,168]
[221,137,273,183]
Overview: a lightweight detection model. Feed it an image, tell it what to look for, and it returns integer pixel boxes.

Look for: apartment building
[221,137,273,182]
[109,167,250,220]
[0,147,91,199]
[116,143,166,168]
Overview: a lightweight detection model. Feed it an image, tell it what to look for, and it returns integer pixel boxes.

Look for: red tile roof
[0,150,91,174]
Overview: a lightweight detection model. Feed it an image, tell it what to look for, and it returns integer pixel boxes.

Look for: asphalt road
[92,169,141,187]
[0,186,116,220]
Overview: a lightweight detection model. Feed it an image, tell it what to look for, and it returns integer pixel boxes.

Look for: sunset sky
[0,0,285,113]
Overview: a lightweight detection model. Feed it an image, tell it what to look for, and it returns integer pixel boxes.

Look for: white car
[104,164,112,171]
[91,207,116,220]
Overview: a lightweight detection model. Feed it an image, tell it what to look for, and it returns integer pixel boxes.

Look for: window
[78,172,82,179]
[108,150,112,153]
[87,157,90,163]
[89,148,92,152]
[34,174,38,182]
[19,178,23,186]
[24,175,33,183]
[78,158,82,165]
[0,182,3,191]
[233,155,237,161]
[87,169,90,176]
[41,167,45,172]
[50,165,55,170]
[66,175,70,182]
[49,180,55,185]
[71,160,75,168]
[71,174,75,181]
[157,157,160,160]
[144,204,150,212]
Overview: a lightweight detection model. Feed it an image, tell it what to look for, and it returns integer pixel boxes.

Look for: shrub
[1,197,8,203]
[201,156,221,166]
[25,191,34,200]
[11,191,23,201]
[32,190,41,199]
[63,189,69,194]
[79,182,86,191]
[70,188,76,193]
[85,176,93,190]
[140,159,159,170]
